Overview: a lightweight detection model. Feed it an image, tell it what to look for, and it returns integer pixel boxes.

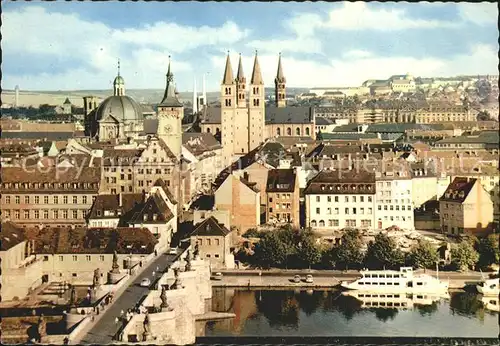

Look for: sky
[3,2,498,92]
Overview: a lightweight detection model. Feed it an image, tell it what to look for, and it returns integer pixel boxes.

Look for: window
[72,210,78,219]
[34,210,40,219]
[345,196,349,202]
[334,196,339,202]
[352,196,357,203]
[368,196,372,202]
[82,196,87,204]
[269,197,273,203]
[319,220,325,227]
[63,210,68,219]
[327,207,332,214]
[360,196,364,202]
[73,196,78,204]
[72,255,77,261]
[59,256,64,261]
[24,210,30,219]
[214,254,220,258]
[368,208,373,214]
[327,196,331,202]
[53,210,59,219]
[345,208,349,214]
[43,256,49,261]
[352,208,357,215]
[63,196,68,204]
[316,196,320,202]
[311,220,317,227]
[25,196,30,204]
[334,208,339,214]
[86,255,91,262]
[333,219,339,227]
[207,239,211,246]
[316,208,320,214]
[100,255,105,261]
[15,196,20,204]
[5,196,11,204]
[43,196,49,204]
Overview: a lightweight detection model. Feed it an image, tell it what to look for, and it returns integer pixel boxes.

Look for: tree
[451,240,479,272]
[296,236,321,269]
[407,239,439,269]
[253,231,288,268]
[334,229,365,270]
[364,233,405,269]
[477,234,499,269]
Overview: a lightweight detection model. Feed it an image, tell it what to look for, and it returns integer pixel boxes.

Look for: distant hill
[2,87,309,108]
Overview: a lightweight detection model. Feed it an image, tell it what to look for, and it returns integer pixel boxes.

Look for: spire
[117,58,121,77]
[250,50,263,85]
[222,51,234,85]
[160,56,183,107]
[276,52,286,83]
[113,58,125,96]
[236,53,245,81]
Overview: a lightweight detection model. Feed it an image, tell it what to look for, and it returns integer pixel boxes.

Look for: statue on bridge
[69,286,77,308]
[171,268,183,290]
[185,252,192,272]
[111,251,120,274]
[142,311,152,341]
[160,284,171,311]
[93,268,101,290]
[193,242,200,260]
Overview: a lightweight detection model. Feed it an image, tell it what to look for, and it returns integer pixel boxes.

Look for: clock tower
[157,56,184,160]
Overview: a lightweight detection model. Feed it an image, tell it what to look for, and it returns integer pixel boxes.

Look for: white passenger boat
[479,295,499,313]
[340,267,449,293]
[476,277,499,296]
[342,291,448,310]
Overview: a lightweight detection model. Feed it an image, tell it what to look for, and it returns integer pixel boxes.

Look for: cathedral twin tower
[220,52,287,164]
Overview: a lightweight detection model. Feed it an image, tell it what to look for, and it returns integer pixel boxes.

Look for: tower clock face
[164,125,173,133]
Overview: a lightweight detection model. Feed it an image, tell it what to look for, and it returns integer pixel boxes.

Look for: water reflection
[206,289,498,337]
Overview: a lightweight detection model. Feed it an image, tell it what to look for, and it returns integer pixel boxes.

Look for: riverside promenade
[211,269,486,289]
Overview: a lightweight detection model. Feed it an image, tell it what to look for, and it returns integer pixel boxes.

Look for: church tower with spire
[157,56,184,159]
[220,52,237,165]
[248,51,265,150]
[275,53,286,108]
[235,54,247,108]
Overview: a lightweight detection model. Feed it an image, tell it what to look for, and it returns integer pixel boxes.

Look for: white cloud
[325,2,458,30]
[246,37,322,54]
[343,50,373,59]
[3,6,249,90]
[208,44,498,89]
[457,3,498,25]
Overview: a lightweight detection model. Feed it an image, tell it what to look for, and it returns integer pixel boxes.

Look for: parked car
[211,272,223,281]
[293,275,301,283]
[169,247,178,255]
[140,278,151,287]
[305,274,314,283]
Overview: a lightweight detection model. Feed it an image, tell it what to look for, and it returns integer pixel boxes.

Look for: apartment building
[0,222,43,301]
[265,169,300,228]
[374,170,414,230]
[439,177,494,236]
[0,167,100,227]
[304,169,376,231]
[190,216,235,269]
[24,226,158,284]
[451,165,500,223]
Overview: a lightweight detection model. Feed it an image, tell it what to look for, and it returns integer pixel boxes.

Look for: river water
[204,288,499,337]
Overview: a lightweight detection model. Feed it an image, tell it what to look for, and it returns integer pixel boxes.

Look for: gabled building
[190,216,235,269]
[304,169,376,231]
[265,169,300,228]
[214,172,260,233]
[87,193,144,228]
[439,177,494,236]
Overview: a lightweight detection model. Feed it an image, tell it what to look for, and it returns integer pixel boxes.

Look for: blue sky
[3,2,498,92]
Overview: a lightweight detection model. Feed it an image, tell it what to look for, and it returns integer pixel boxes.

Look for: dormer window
[153,214,158,221]
[143,214,147,221]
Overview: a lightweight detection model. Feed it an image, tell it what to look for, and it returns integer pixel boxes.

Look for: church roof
[95,95,144,123]
[0,221,26,251]
[250,52,263,85]
[159,60,183,107]
[265,106,314,124]
[63,98,72,105]
[222,53,235,85]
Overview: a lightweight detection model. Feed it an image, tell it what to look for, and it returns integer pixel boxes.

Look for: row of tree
[240,227,499,272]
